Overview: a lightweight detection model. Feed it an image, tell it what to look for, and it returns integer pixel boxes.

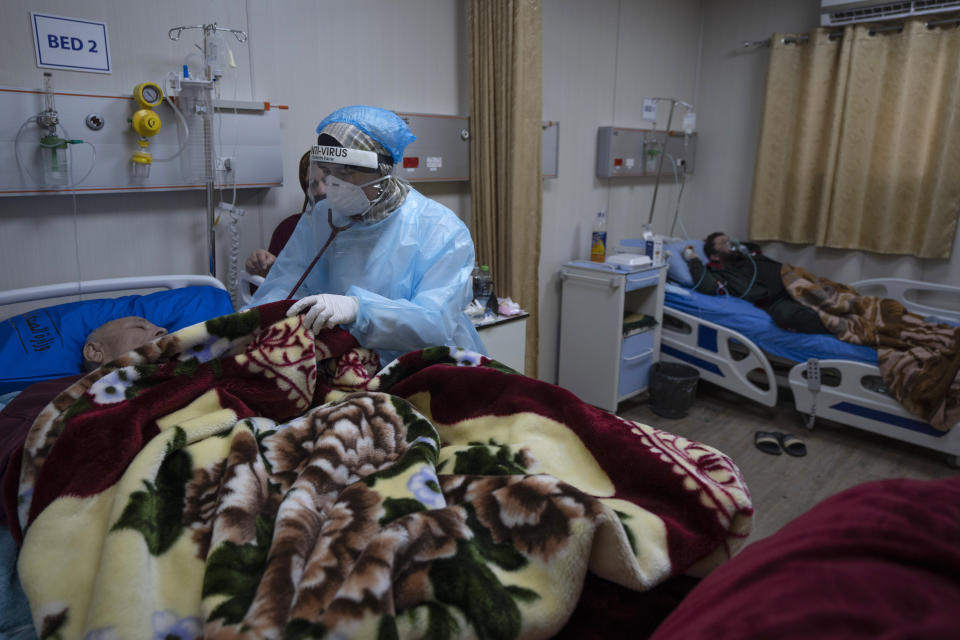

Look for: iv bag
[205,31,230,79]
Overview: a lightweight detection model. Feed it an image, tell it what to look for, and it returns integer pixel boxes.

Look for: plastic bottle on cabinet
[471,261,481,301]
[476,265,495,316]
[590,211,607,263]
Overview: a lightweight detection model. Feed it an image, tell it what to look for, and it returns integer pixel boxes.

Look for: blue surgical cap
[316,106,416,164]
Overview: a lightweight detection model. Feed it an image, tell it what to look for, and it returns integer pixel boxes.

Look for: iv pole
[168,23,248,278]
[645,97,694,228]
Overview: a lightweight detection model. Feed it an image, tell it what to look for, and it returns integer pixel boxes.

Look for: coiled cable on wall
[224,202,246,309]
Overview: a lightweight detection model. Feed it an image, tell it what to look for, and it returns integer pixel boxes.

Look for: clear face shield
[286,146,389,299]
[309,145,389,219]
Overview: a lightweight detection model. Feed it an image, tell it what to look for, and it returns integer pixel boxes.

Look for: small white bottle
[590,211,607,263]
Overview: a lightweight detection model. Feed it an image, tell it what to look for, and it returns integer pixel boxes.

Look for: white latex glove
[287,294,359,334]
[682,245,697,262]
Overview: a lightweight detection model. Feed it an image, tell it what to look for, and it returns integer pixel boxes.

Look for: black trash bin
[649,362,700,418]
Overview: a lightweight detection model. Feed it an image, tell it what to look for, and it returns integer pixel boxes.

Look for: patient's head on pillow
[82,316,168,371]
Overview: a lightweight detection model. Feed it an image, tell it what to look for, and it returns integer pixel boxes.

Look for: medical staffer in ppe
[244,105,486,366]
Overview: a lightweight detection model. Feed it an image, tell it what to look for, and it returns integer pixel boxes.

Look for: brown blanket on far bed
[781,264,960,431]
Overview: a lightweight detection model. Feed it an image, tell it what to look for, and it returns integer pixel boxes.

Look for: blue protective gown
[245,188,486,365]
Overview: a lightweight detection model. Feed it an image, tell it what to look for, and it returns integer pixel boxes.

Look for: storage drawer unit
[618,331,655,398]
[558,261,666,412]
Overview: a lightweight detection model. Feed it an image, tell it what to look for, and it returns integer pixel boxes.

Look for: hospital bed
[0,283,754,638]
[0,274,236,637]
[0,274,234,396]
[658,263,960,466]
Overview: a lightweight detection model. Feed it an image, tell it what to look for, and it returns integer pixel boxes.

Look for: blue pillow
[0,285,234,395]
[664,240,708,287]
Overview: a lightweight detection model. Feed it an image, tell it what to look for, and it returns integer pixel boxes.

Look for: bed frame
[660,278,960,466]
[0,275,228,309]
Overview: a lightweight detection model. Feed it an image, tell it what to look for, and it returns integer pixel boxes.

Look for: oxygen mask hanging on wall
[130,82,164,178]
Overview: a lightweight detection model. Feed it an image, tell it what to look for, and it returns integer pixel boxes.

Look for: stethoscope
[285,206,357,299]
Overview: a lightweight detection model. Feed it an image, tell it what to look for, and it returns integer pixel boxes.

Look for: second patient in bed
[683,232,829,334]
[82,316,168,371]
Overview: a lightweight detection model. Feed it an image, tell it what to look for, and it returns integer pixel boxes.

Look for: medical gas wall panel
[0,85,283,197]
[392,114,560,181]
[596,126,696,178]
[394,113,470,182]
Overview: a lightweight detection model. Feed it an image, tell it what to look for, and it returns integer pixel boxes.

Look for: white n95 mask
[324,174,388,218]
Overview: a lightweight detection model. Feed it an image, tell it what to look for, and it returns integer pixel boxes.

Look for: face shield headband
[310,145,380,170]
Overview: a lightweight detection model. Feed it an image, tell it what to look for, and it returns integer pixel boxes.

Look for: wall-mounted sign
[642,98,657,122]
[32,12,111,74]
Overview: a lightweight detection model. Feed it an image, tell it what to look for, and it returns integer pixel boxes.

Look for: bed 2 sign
[32,13,112,74]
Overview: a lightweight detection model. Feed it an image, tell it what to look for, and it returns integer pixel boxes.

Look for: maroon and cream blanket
[781,264,960,431]
[6,301,752,639]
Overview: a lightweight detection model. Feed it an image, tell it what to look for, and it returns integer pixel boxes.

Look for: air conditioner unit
[820,0,960,26]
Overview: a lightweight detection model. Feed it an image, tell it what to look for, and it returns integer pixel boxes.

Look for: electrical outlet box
[215,156,233,171]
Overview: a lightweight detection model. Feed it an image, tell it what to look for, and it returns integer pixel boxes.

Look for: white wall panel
[0,0,469,302]
[540,0,702,384]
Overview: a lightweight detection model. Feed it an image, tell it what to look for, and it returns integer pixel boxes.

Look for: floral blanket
[781,264,960,431]
[8,301,752,640]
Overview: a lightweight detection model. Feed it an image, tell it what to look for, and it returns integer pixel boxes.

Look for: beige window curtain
[749,19,960,258]
[468,0,542,377]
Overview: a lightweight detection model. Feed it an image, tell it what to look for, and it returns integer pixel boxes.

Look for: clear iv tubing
[151,94,190,162]
[687,239,757,302]
[14,116,97,187]
[14,117,43,184]
[218,65,241,208]
[666,153,690,240]
[740,245,758,299]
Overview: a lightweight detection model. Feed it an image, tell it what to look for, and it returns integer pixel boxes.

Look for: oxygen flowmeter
[36,72,83,185]
[130,82,164,178]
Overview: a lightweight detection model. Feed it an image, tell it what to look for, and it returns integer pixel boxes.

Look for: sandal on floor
[778,432,807,457]
[754,431,782,456]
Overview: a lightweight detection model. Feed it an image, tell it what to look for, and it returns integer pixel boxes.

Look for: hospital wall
[3,0,958,387]
[537,0,960,385]
[0,0,469,297]
[689,0,960,294]
[540,0,704,384]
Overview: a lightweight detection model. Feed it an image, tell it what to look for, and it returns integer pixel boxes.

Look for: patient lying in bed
[4,300,754,638]
[82,316,168,371]
[680,233,960,431]
[2,316,168,527]
[682,232,828,334]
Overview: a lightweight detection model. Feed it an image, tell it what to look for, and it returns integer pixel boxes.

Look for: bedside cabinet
[558,261,666,412]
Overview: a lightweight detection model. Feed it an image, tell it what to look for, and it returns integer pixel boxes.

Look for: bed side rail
[661,306,778,408]
[851,278,960,323]
[0,275,227,307]
[238,270,265,307]
[788,359,960,458]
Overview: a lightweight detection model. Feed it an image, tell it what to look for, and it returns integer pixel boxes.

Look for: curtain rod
[742,15,960,48]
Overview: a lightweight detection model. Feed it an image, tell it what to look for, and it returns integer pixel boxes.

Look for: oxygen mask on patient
[720,236,747,256]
